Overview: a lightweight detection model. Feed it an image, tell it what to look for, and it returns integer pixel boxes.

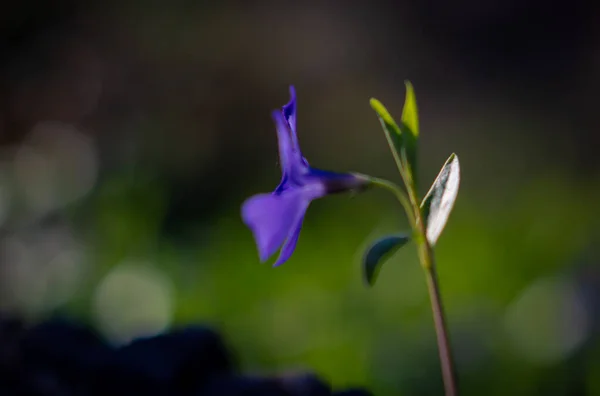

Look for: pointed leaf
[370,98,403,166]
[420,153,460,246]
[399,81,419,181]
[370,83,419,177]
[363,235,410,286]
[400,81,419,138]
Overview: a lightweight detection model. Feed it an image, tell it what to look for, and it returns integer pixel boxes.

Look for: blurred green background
[1,1,600,394]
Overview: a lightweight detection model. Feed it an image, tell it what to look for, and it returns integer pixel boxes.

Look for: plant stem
[421,246,458,396]
[367,177,416,226]
[369,176,458,395]
[410,176,458,396]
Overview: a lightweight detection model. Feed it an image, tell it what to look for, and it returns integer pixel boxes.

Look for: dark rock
[275,371,331,396]
[91,325,234,396]
[200,375,294,396]
[332,389,373,396]
[19,317,112,393]
[0,315,26,390]
[0,315,374,396]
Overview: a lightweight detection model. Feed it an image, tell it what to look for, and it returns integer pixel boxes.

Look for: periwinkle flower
[242,86,370,266]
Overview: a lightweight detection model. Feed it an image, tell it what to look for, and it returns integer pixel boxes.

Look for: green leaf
[369,98,403,167]
[363,235,410,286]
[420,153,461,246]
[399,81,419,182]
[370,82,419,179]
[400,81,419,138]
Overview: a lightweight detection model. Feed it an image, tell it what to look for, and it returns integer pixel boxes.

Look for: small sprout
[370,81,420,181]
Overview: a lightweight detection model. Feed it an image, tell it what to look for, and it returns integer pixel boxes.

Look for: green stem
[413,197,459,396]
[420,243,458,396]
[370,176,458,395]
[367,177,416,227]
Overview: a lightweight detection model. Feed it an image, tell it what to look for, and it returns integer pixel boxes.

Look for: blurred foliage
[1,1,600,395]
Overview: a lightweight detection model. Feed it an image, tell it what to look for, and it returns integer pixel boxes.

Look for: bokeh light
[93,262,174,345]
[14,121,97,216]
[504,275,590,365]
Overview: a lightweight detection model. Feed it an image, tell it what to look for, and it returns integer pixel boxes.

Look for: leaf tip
[362,235,410,287]
[369,98,398,129]
[365,274,376,287]
[401,81,419,138]
[369,98,385,115]
[448,153,460,174]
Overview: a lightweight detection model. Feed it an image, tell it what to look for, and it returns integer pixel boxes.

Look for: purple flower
[242,86,369,266]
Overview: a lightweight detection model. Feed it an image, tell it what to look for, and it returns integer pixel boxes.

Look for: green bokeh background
[1,1,600,395]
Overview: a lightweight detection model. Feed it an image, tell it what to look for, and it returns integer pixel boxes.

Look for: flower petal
[282,86,297,142]
[273,110,295,176]
[272,184,326,266]
[272,206,307,267]
[305,168,370,194]
[241,191,305,262]
[281,86,310,169]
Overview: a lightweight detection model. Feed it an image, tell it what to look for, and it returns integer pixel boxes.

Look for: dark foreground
[0,316,372,396]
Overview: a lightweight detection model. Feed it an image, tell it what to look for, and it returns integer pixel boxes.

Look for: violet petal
[272,202,308,267]
[282,86,297,141]
[272,110,295,176]
[241,191,305,262]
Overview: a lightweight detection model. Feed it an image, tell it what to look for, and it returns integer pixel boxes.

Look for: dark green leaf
[363,235,410,286]
[420,153,460,246]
